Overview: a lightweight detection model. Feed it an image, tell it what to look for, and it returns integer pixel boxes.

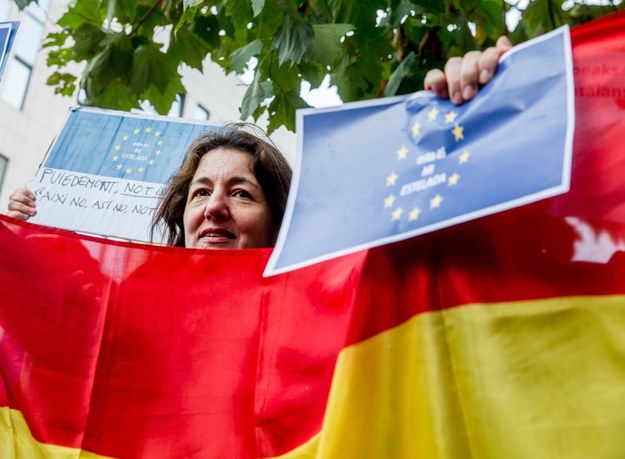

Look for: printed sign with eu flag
[0,21,19,80]
[265,27,574,276]
[30,107,220,242]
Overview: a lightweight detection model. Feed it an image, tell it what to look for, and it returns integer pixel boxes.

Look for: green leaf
[475,0,504,41]
[169,25,212,71]
[306,23,354,66]
[230,39,263,73]
[142,76,185,114]
[84,34,134,92]
[327,0,379,34]
[225,0,253,41]
[46,72,77,96]
[57,0,104,29]
[131,42,175,93]
[273,15,314,65]
[298,61,326,88]
[252,0,265,17]
[72,25,107,62]
[192,15,222,48]
[241,72,273,120]
[105,0,139,23]
[83,78,135,111]
[390,0,424,28]
[384,51,417,96]
[266,90,308,133]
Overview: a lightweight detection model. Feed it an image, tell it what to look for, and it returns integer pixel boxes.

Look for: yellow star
[126,168,133,174]
[112,155,118,161]
[155,150,161,156]
[428,106,439,121]
[430,194,443,209]
[386,171,399,186]
[157,140,163,146]
[123,135,129,141]
[408,207,421,221]
[459,150,470,164]
[114,145,121,151]
[448,173,460,186]
[149,159,154,165]
[116,163,123,170]
[445,111,457,124]
[384,194,396,208]
[452,124,464,141]
[138,167,145,173]
[154,131,161,137]
[145,127,152,133]
[411,121,421,137]
[397,145,408,160]
[391,206,404,221]
[133,129,140,135]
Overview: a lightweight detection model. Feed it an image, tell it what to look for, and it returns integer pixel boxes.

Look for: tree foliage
[16,0,625,133]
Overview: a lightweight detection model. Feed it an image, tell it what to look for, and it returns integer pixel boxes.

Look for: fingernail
[480,69,491,83]
[451,91,462,105]
[462,84,476,100]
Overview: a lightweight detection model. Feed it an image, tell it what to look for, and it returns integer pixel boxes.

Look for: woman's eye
[193,189,210,198]
[233,190,252,199]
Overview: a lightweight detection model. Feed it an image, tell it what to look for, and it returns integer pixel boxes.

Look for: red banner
[2,10,625,459]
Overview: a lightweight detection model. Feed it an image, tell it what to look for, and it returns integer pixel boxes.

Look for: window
[193,104,210,120]
[1,57,30,108]
[0,1,48,109]
[0,154,7,191]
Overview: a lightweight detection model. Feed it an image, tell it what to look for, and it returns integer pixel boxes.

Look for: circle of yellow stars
[383,104,472,224]
[111,127,163,175]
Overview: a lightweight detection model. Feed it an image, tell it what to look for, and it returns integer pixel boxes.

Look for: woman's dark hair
[151,123,292,247]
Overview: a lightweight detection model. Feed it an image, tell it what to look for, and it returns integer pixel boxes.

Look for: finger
[7,202,36,219]
[8,187,37,217]
[7,197,37,217]
[477,46,501,84]
[423,68,449,99]
[6,209,33,220]
[444,56,463,105]
[459,50,482,102]
[496,35,513,54]
[478,36,513,84]
[9,187,36,207]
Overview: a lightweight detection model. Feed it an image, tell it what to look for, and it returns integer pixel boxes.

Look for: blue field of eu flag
[0,21,19,80]
[44,107,218,184]
[265,26,574,276]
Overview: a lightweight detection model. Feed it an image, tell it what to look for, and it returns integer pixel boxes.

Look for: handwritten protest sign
[30,107,221,242]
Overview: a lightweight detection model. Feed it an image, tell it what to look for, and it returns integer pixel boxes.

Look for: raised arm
[424,36,513,105]
[7,186,37,220]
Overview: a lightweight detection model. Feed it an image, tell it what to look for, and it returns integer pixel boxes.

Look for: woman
[152,123,291,249]
[7,123,292,249]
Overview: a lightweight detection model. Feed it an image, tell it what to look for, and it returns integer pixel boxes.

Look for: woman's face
[183,148,275,249]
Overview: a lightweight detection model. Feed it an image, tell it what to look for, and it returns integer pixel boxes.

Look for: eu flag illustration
[44,108,216,184]
[266,27,574,275]
[0,21,19,79]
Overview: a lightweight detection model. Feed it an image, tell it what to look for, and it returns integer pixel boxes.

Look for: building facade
[0,0,295,208]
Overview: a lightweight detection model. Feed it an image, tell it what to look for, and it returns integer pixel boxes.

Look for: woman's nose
[203,191,230,220]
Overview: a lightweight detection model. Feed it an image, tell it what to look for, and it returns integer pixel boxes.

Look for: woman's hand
[424,36,513,105]
[7,186,37,220]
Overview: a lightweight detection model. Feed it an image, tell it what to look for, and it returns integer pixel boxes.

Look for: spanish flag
[2,11,625,459]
